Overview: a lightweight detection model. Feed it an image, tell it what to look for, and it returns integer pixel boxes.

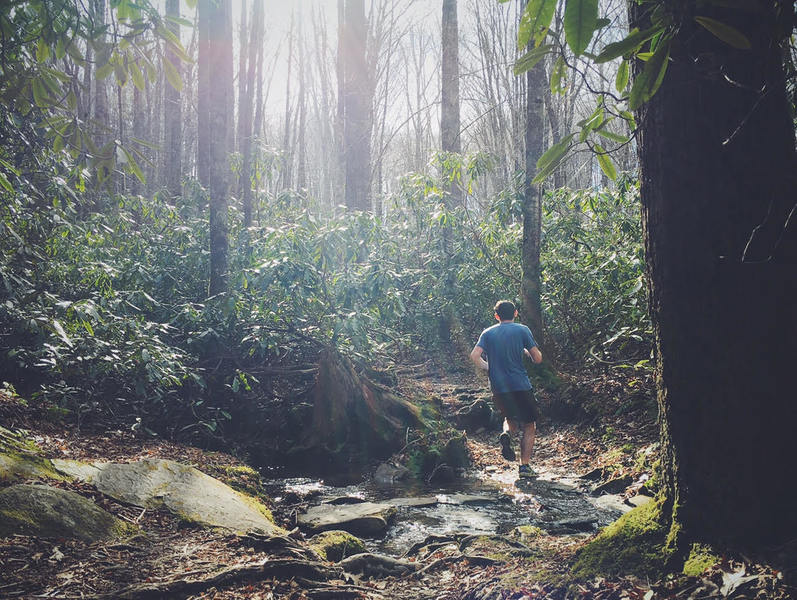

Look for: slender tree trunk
[241,0,263,228]
[280,10,295,191]
[441,0,461,206]
[521,44,546,346]
[296,12,307,191]
[335,0,346,207]
[634,2,797,548]
[92,0,108,146]
[342,0,371,211]
[199,0,233,297]
[236,0,248,155]
[164,0,182,198]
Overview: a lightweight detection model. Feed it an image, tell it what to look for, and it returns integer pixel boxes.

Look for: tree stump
[297,348,423,471]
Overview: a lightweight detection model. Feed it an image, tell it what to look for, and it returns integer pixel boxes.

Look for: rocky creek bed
[1,380,794,599]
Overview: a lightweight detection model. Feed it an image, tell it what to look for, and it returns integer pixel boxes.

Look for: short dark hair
[494,300,516,321]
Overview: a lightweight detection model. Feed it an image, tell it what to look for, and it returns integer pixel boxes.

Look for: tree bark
[441,0,461,206]
[634,2,797,547]
[199,0,233,297]
[342,0,371,211]
[241,0,262,228]
[163,0,182,199]
[521,45,546,347]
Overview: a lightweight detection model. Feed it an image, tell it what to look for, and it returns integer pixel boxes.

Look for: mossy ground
[682,543,720,576]
[570,497,672,581]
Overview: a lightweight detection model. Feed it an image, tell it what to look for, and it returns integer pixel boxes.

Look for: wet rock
[340,552,418,577]
[626,494,654,509]
[0,484,132,542]
[579,466,607,481]
[298,502,397,537]
[309,530,366,561]
[590,494,633,515]
[438,493,497,506]
[590,474,634,496]
[390,496,438,508]
[374,462,410,484]
[543,517,598,533]
[454,400,494,432]
[427,464,456,484]
[326,496,367,505]
[54,458,281,535]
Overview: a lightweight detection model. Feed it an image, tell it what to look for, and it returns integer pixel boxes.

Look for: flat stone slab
[0,484,130,542]
[298,502,397,537]
[54,458,281,535]
[437,493,497,505]
[0,427,64,483]
[390,496,439,508]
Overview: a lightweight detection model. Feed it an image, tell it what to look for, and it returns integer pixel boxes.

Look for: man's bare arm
[470,345,489,372]
[524,346,543,364]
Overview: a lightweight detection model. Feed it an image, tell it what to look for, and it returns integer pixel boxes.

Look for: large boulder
[298,502,397,537]
[54,458,282,535]
[0,484,133,542]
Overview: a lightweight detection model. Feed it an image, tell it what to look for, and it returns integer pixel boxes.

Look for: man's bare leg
[500,418,518,461]
[520,421,536,465]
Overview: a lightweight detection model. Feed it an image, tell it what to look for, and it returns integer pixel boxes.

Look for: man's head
[494,300,517,322]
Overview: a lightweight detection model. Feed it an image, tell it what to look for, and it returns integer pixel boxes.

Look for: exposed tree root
[95,558,343,600]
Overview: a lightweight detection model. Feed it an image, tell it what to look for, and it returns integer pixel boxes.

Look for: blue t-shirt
[476,322,537,393]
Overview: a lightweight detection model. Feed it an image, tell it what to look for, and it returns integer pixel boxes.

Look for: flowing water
[264,466,633,556]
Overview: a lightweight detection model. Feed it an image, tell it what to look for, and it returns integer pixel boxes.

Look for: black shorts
[492,389,539,424]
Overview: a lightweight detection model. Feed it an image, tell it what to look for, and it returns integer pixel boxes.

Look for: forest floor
[1,367,794,600]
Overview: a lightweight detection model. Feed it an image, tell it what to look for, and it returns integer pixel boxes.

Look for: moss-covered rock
[571,497,672,580]
[0,426,66,483]
[0,484,135,542]
[54,458,283,535]
[309,530,367,561]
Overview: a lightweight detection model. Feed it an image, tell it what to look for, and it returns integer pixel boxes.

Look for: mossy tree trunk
[306,348,423,468]
[635,1,797,549]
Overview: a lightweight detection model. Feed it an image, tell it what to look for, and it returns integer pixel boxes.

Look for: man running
[470,300,543,479]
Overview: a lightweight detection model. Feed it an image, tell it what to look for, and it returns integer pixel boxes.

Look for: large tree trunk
[635,3,797,548]
[163,0,182,199]
[199,0,233,297]
[440,0,461,206]
[520,47,546,346]
[342,0,371,212]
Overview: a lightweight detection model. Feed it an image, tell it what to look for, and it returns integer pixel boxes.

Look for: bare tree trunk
[440,0,461,205]
[164,0,182,198]
[236,0,248,155]
[241,0,263,227]
[342,0,371,211]
[296,10,307,191]
[199,0,233,296]
[92,0,108,146]
[335,0,346,207]
[521,45,546,347]
[280,9,295,191]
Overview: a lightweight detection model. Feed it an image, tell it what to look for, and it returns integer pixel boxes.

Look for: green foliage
[541,177,651,365]
[0,0,189,187]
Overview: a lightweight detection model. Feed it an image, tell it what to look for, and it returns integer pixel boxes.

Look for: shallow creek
[264,466,634,556]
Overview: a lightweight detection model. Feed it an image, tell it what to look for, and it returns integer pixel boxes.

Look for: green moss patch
[682,543,720,576]
[309,530,366,561]
[0,426,68,483]
[571,497,672,580]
